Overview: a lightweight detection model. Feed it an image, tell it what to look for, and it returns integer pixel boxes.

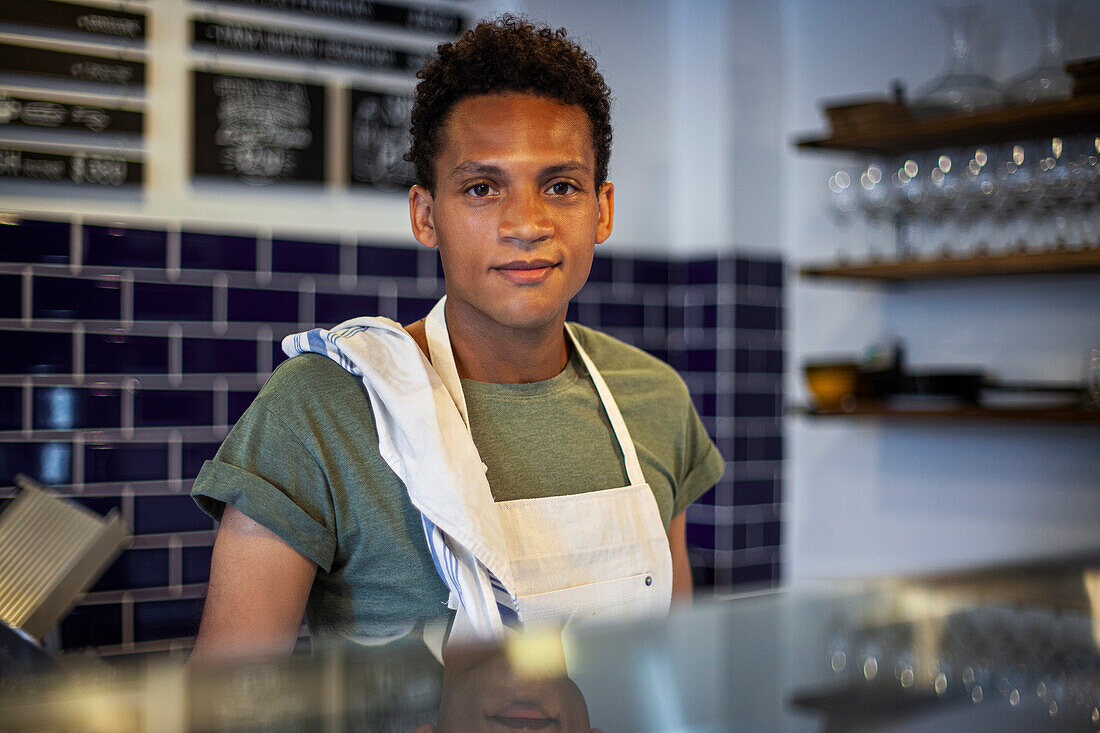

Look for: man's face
[416,646,599,733]
[409,93,613,337]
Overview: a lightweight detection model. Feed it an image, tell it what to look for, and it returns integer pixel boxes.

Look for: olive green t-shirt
[192,324,724,640]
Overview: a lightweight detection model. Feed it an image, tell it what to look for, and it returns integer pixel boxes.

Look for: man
[190,15,723,663]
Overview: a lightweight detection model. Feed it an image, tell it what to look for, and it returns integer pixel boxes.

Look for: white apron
[424,298,673,640]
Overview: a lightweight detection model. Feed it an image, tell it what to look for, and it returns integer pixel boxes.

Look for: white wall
[779,0,1100,580]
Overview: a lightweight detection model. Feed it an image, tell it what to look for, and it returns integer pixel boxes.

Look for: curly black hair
[407,14,612,193]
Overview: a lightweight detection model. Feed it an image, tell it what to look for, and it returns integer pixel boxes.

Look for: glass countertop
[3,559,1098,732]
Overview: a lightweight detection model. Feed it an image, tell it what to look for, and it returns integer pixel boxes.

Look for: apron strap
[425,296,470,428]
[564,324,648,488]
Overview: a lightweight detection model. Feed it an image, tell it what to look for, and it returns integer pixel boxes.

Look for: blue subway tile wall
[0,216,784,656]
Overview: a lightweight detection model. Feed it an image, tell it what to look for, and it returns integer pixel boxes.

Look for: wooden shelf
[798,402,1100,423]
[799,248,1100,281]
[795,95,1100,154]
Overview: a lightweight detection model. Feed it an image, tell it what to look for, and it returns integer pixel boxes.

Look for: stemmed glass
[1031,136,1075,249]
[1062,135,1100,248]
[856,161,897,260]
[820,132,1100,261]
[923,150,965,256]
[956,146,998,255]
[990,143,1034,253]
[827,168,860,262]
[891,156,926,257]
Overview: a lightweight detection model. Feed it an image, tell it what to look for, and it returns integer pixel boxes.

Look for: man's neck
[404,307,569,385]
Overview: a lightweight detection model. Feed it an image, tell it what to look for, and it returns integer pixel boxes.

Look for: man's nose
[499,188,552,245]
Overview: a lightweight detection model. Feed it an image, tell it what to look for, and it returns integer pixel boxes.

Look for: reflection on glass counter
[2,558,1099,732]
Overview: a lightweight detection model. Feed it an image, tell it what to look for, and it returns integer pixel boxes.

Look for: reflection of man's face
[416,646,601,733]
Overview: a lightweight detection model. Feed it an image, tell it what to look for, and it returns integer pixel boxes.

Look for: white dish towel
[282,318,518,639]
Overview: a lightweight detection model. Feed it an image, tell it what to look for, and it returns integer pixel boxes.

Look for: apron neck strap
[425,296,648,487]
[425,296,470,428]
[564,324,647,487]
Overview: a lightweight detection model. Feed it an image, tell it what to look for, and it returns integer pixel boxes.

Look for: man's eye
[467,183,494,197]
[549,182,576,195]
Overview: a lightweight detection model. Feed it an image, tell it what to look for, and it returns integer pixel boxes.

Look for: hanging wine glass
[1062,134,1100,249]
[913,5,1004,115]
[1005,0,1076,105]
[856,161,897,260]
[827,168,860,262]
[1033,136,1075,249]
[924,149,964,256]
[956,146,998,255]
[990,143,1033,253]
[891,156,927,257]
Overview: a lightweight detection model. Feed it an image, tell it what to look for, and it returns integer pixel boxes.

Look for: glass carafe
[913,5,1003,115]
[1005,0,1075,104]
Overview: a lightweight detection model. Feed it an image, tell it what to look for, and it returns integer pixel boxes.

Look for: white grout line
[255,229,272,286]
[298,275,316,330]
[72,321,85,384]
[21,265,32,325]
[121,377,137,439]
[0,373,264,389]
[167,323,182,385]
[121,591,134,649]
[256,323,273,381]
[120,269,134,330]
[165,227,181,282]
[71,431,84,488]
[0,478,199,499]
[213,375,228,438]
[121,483,134,532]
[21,376,32,437]
[168,429,182,493]
[168,534,182,596]
[339,232,358,291]
[211,271,228,336]
[69,215,83,275]
[377,277,398,321]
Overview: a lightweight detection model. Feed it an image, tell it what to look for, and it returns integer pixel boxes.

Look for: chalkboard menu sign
[192,70,326,185]
[192,19,427,74]
[216,0,464,35]
[0,43,145,88]
[348,88,416,190]
[0,94,143,135]
[0,147,143,186]
[0,0,146,42]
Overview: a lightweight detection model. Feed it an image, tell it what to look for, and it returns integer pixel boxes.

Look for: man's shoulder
[568,323,688,393]
[257,352,370,416]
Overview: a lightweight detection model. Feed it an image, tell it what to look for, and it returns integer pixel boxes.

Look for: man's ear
[409,184,438,248]
[595,181,614,244]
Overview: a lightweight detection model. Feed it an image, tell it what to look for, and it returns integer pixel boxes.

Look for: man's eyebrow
[449,161,506,179]
[447,160,592,179]
[540,161,591,177]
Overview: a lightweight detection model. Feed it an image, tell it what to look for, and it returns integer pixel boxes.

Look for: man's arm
[668,512,693,603]
[189,504,317,665]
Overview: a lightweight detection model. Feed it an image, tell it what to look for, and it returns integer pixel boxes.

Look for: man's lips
[492,259,558,284]
[486,702,558,730]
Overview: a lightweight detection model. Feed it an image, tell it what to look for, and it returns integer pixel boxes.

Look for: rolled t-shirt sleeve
[672,399,725,517]
[192,397,338,572]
